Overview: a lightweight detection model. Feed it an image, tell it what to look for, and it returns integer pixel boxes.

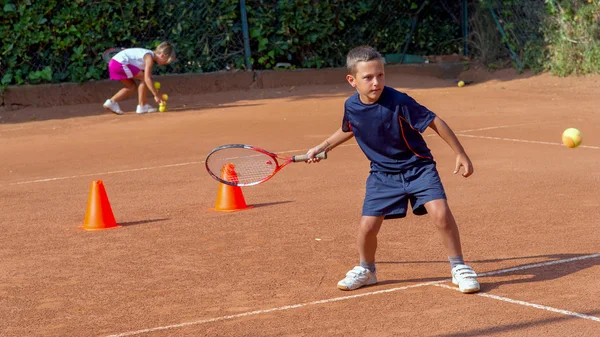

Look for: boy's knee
[359,217,382,236]
[430,208,454,230]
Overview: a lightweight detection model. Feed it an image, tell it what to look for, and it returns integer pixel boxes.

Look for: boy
[306,46,480,294]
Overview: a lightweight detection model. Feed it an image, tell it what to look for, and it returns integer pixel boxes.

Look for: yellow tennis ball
[457,80,465,87]
[161,94,169,101]
[562,128,582,148]
[159,103,167,112]
[154,82,161,90]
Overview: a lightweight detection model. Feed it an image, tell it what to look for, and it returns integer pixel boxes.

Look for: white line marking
[478,254,600,277]
[3,144,358,187]
[457,122,544,133]
[456,134,600,149]
[106,253,600,336]
[5,162,204,186]
[106,281,446,337]
[435,284,600,322]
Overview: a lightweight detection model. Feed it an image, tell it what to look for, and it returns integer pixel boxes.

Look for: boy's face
[346,59,385,104]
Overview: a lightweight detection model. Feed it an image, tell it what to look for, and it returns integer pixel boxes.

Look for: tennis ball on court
[154,82,161,90]
[159,103,167,112]
[161,94,169,101]
[457,80,465,87]
[562,128,582,148]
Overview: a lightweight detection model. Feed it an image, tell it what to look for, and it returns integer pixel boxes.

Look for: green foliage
[0,0,245,88]
[246,0,461,69]
[545,0,600,76]
[473,0,600,75]
[1,0,463,88]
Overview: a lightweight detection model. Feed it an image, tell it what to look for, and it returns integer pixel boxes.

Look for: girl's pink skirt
[108,60,141,80]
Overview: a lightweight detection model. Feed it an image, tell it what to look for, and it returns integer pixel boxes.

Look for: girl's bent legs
[110,79,136,102]
[133,71,147,106]
[424,199,462,257]
[358,215,384,263]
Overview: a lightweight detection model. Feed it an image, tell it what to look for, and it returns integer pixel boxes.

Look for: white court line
[435,284,600,322]
[2,145,357,187]
[106,281,445,337]
[106,253,600,337]
[456,134,600,149]
[478,254,600,277]
[5,162,204,186]
[4,123,598,186]
[456,122,545,133]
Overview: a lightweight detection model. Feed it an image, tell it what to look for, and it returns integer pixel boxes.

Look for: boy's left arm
[428,116,473,177]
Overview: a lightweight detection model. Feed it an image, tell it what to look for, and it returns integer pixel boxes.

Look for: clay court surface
[1,68,599,336]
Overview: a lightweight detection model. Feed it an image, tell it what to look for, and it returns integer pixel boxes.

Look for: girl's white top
[113,48,154,69]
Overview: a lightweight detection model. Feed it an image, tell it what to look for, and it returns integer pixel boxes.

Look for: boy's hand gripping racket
[205,144,327,187]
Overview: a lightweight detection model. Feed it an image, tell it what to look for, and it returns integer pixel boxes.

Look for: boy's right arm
[306,127,353,163]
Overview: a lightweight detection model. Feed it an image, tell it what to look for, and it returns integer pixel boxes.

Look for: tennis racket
[205,144,327,187]
[102,47,125,63]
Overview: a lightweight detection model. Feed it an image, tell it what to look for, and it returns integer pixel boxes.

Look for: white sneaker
[136,104,157,114]
[337,266,377,291]
[451,264,480,294]
[103,99,123,115]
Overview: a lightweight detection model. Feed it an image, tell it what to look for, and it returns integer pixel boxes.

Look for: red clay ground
[1,67,599,337]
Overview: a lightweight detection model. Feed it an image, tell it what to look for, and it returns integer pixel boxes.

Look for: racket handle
[293,151,327,162]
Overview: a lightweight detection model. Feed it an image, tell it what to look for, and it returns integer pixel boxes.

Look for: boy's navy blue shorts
[362,162,446,219]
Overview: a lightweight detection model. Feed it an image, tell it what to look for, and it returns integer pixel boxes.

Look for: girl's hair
[155,41,176,63]
[346,45,382,75]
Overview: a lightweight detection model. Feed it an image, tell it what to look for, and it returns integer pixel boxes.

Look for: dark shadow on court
[0,100,261,124]
[0,64,539,125]
[376,276,450,287]
[478,254,599,292]
[378,253,600,292]
[432,310,600,337]
[378,253,596,265]
[250,200,294,208]
[119,218,169,227]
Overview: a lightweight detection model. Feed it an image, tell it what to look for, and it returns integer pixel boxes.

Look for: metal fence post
[240,0,252,71]
[462,0,468,57]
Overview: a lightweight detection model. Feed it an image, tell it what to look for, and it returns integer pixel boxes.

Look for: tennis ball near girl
[159,102,167,112]
[562,128,582,148]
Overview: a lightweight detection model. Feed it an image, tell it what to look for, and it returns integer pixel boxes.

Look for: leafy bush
[0,0,463,88]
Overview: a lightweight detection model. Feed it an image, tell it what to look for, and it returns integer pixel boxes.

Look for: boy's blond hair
[346,45,382,75]
[155,41,176,64]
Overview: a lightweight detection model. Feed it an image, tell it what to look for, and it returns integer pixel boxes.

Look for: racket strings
[207,149,277,185]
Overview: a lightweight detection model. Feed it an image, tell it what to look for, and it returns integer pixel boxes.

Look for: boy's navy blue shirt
[342,86,436,173]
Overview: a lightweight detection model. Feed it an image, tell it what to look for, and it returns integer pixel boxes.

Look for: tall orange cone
[80,180,120,230]
[212,164,252,212]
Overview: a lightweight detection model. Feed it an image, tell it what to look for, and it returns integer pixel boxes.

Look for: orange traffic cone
[212,164,252,212]
[80,180,120,230]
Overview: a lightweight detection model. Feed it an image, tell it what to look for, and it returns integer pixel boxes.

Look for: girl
[103,41,176,115]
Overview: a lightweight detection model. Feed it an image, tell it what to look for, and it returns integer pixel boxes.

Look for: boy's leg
[424,199,479,293]
[337,215,383,291]
[423,199,462,258]
[358,215,385,267]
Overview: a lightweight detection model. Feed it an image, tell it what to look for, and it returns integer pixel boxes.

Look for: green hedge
[0,0,462,88]
[474,0,600,76]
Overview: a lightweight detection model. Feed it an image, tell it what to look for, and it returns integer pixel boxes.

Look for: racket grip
[293,151,327,162]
